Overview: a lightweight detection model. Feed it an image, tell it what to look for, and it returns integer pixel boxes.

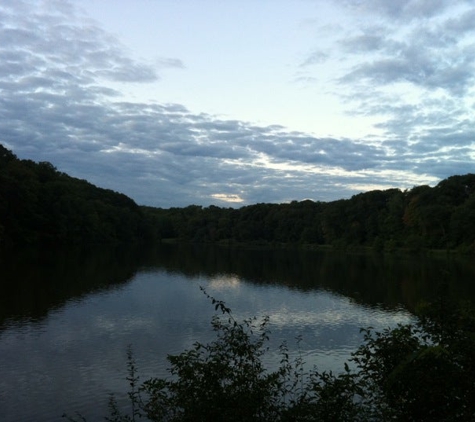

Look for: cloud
[339,21,475,96]
[444,7,475,34]
[299,50,329,67]
[1,0,472,208]
[155,57,186,69]
[296,0,475,180]
[0,1,159,87]
[341,0,451,21]
[340,33,388,53]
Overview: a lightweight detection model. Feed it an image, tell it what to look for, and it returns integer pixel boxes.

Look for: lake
[1,243,474,421]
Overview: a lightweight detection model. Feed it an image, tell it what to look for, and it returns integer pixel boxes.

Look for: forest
[1,143,475,252]
[143,174,475,253]
[0,144,152,245]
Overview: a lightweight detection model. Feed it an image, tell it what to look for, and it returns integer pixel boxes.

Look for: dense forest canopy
[0,144,151,245]
[143,174,475,253]
[1,143,474,252]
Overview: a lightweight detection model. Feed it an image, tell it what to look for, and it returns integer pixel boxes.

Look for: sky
[1,0,474,208]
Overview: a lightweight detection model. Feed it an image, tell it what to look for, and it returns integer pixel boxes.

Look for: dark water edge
[1,242,475,327]
[0,244,144,327]
[145,243,475,309]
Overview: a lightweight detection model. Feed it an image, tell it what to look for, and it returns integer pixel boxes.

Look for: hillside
[0,144,152,245]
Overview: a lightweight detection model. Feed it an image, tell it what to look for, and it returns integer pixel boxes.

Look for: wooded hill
[0,144,152,245]
[1,143,475,251]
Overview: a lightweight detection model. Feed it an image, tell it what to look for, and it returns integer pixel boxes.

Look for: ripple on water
[0,271,414,422]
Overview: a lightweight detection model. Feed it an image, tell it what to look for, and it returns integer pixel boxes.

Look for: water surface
[1,244,474,421]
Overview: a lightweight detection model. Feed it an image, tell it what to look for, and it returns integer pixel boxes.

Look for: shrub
[66,288,475,421]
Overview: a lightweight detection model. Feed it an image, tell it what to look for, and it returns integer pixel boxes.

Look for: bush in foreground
[66,289,475,421]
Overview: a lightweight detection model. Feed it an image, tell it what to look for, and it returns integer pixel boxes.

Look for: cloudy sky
[1,0,474,207]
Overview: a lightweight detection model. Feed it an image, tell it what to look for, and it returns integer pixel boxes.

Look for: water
[1,244,474,421]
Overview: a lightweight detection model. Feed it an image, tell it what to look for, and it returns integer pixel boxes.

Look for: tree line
[144,176,475,253]
[2,143,475,251]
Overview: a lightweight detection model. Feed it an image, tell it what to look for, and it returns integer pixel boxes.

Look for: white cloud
[1,0,474,207]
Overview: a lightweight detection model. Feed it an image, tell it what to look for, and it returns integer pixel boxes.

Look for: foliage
[142,176,475,252]
[93,289,367,422]
[3,142,475,251]
[0,144,153,245]
[70,288,475,422]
